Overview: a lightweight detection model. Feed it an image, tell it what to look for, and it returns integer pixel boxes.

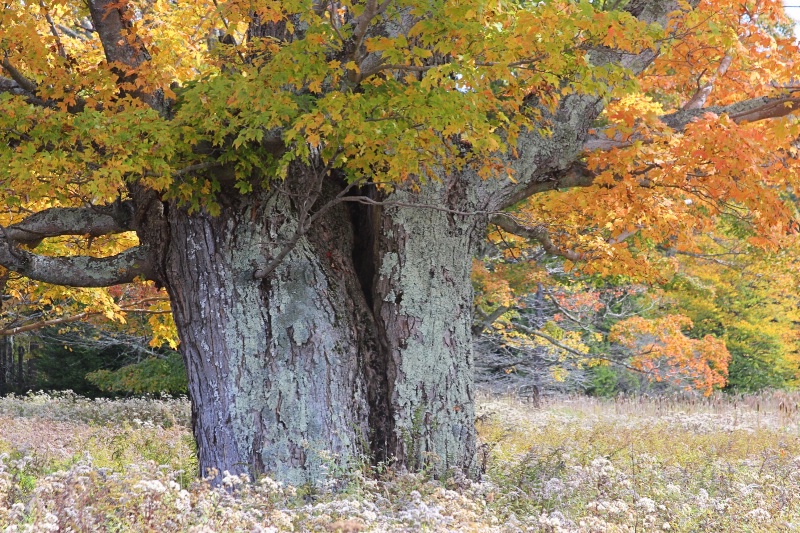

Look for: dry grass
[1,391,799,531]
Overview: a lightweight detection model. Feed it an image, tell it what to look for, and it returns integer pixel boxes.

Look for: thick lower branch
[0,243,152,287]
[6,203,134,247]
[663,94,800,129]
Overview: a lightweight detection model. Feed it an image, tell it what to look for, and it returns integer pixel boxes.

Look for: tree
[1,0,799,485]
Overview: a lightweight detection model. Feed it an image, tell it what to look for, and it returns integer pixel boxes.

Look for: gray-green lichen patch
[376,186,478,475]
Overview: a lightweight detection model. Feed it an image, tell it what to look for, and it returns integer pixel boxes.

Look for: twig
[0,297,170,336]
[39,0,67,58]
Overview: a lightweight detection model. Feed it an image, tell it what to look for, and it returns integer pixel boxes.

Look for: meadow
[1,391,799,532]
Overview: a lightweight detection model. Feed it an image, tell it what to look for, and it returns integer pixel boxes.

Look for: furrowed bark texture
[153,184,374,485]
[132,171,486,482]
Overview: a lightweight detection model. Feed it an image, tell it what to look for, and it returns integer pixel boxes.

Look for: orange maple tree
[475,0,800,395]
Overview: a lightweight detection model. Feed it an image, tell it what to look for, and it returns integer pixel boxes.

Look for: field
[1,391,799,532]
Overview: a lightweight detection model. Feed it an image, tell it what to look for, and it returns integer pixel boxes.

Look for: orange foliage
[610,315,730,396]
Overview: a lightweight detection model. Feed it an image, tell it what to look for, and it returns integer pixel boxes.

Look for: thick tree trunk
[370,187,483,476]
[133,173,483,484]
[153,184,376,485]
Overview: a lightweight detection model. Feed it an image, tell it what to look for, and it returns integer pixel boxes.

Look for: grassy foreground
[1,391,799,532]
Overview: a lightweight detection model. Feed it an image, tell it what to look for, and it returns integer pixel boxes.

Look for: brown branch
[491,215,585,262]
[39,0,67,58]
[254,159,351,279]
[0,297,170,336]
[663,94,800,129]
[512,322,647,374]
[502,160,597,208]
[351,0,393,62]
[87,0,163,111]
[0,55,37,94]
[681,52,733,111]
[472,305,510,336]
[491,214,636,262]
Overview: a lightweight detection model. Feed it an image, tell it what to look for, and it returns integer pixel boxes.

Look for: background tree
[1,0,799,485]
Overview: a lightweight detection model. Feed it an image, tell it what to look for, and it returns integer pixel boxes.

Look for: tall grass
[1,390,799,531]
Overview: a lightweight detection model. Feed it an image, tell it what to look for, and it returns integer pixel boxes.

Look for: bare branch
[0,296,170,336]
[6,203,134,247]
[513,322,647,374]
[0,237,153,287]
[56,24,91,41]
[39,0,67,58]
[472,305,510,336]
[681,53,732,111]
[254,166,356,279]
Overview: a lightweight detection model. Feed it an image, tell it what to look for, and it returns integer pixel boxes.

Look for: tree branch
[491,215,585,262]
[39,0,67,58]
[0,296,169,336]
[0,239,153,287]
[0,55,37,94]
[87,0,163,112]
[663,93,800,129]
[682,53,733,111]
[512,322,647,374]
[6,203,134,248]
[472,305,510,336]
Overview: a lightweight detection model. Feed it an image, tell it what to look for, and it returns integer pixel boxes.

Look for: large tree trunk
[149,183,376,485]
[133,172,483,484]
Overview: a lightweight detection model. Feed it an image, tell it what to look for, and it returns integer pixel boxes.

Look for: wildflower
[135,479,167,494]
[270,511,295,531]
[259,475,283,492]
[636,498,656,513]
[744,508,771,523]
[543,477,566,499]
[221,470,245,487]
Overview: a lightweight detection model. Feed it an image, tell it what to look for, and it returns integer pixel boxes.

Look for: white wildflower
[543,477,566,499]
[135,479,167,494]
[270,510,295,531]
[636,498,656,513]
[40,513,59,533]
[221,470,244,487]
[745,508,771,523]
[174,489,192,513]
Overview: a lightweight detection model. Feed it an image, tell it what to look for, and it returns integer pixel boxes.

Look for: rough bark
[5,203,133,247]
[140,179,376,485]
[369,182,485,475]
[0,243,152,288]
